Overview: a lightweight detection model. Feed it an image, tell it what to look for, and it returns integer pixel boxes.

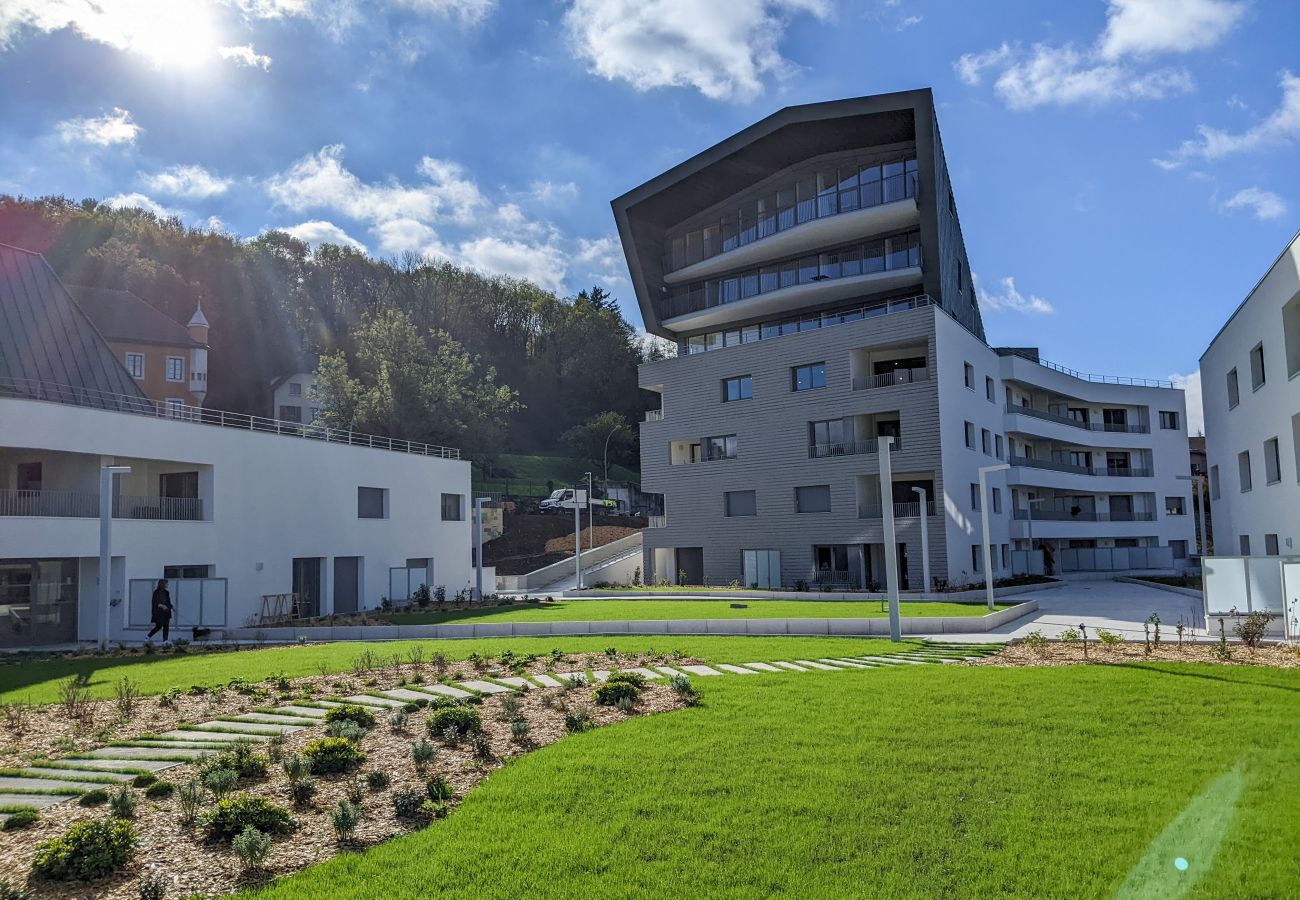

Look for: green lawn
[474,453,640,496]
[0,635,922,705]
[248,662,1300,899]
[385,599,1005,625]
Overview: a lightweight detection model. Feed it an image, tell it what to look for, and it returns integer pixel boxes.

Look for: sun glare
[72,1,223,70]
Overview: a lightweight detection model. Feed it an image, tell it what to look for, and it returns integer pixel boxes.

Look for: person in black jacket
[147,579,174,641]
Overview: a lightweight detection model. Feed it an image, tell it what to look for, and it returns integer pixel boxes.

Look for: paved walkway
[935,579,1207,643]
[0,642,997,824]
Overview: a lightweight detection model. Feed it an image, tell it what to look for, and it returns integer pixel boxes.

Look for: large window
[702,434,737,461]
[289,382,303,396]
[166,356,185,382]
[358,486,387,519]
[1238,450,1252,492]
[1250,343,1266,390]
[795,485,831,514]
[722,375,752,402]
[809,419,846,454]
[125,352,144,379]
[1227,368,1240,408]
[1159,410,1180,430]
[742,549,781,590]
[792,362,827,392]
[1264,437,1281,484]
[724,490,757,517]
[440,493,464,521]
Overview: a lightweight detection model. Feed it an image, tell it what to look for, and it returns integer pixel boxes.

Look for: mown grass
[384,599,1004,625]
[473,453,640,496]
[0,635,922,704]
[247,662,1300,899]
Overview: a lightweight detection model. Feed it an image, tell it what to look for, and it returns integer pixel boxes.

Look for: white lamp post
[979,463,1010,611]
[98,465,131,650]
[585,471,594,553]
[573,482,583,591]
[878,436,901,641]
[911,485,929,598]
[473,497,486,601]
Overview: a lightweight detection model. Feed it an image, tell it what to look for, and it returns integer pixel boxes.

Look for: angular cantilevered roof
[0,242,149,403]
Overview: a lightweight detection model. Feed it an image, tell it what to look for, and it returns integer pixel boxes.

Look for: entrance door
[333,557,360,615]
[675,548,704,586]
[292,557,323,618]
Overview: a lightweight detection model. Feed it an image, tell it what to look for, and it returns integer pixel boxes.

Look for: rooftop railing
[0,377,461,460]
[1000,349,1174,389]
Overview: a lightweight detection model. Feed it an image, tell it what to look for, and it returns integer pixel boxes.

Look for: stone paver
[591,670,612,682]
[342,695,406,708]
[824,658,876,668]
[229,712,313,726]
[417,684,475,700]
[654,666,689,678]
[76,746,213,761]
[47,758,177,772]
[771,661,808,672]
[793,660,840,670]
[496,676,533,690]
[457,679,511,694]
[620,667,665,679]
[276,705,330,718]
[191,720,301,735]
[680,665,723,676]
[555,672,588,683]
[716,664,760,675]
[0,793,68,810]
[19,767,132,783]
[531,673,563,687]
[158,729,264,742]
[379,688,442,703]
[854,656,925,666]
[742,662,783,672]
[0,776,102,793]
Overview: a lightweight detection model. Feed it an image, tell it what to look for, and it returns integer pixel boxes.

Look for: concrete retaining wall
[570,579,1062,602]
[1114,576,1203,599]
[226,600,1036,643]
[496,533,642,592]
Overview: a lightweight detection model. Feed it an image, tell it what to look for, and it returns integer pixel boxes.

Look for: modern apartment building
[614,90,1195,590]
[0,244,472,648]
[1200,230,1300,558]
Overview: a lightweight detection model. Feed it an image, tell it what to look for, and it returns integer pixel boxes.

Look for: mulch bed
[0,653,691,898]
[965,641,1300,668]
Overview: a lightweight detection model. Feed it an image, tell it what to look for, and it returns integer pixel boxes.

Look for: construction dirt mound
[485,510,645,575]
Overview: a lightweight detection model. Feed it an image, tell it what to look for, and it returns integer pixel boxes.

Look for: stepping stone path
[0,641,999,825]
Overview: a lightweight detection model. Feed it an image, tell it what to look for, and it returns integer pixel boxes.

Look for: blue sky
[1,0,1298,430]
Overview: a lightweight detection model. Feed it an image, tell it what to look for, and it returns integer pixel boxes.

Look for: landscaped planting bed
[0,654,686,898]
[969,638,1300,668]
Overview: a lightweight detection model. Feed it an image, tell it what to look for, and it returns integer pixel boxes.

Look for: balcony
[853,367,928,391]
[1004,404,1149,434]
[1011,508,1156,522]
[809,439,900,460]
[858,500,935,519]
[1009,456,1153,478]
[644,409,664,422]
[645,516,667,529]
[0,489,204,521]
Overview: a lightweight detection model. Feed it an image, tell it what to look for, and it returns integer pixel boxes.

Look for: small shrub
[108,784,137,818]
[137,872,167,900]
[669,674,699,705]
[177,779,204,824]
[265,733,287,763]
[345,778,365,806]
[326,719,366,743]
[0,877,32,900]
[564,705,593,733]
[202,743,268,780]
[510,719,530,743]
[282,754,309,781]
[410,737,437,773]
[1233,610,1275,649]
[232,825,272,871]
[1058,627,1080,645]
[1096,629,1122,646]
[605,671,646,688]
[1214,619,1233,660]
[203,768,239,799]
[593,680,641,707]
[31,818,137,881]
[288,776,316,808]
[329,799,362,843]
[144,781,174,799]
[426,705,481,741]
[425,774,453,803]
[497,693,523,722]
[614,694,636,712]
[131,773,157,789]
[469,730,493,761]
[1022,630,1050,656]
[113,676,140,720]
[388,708,410,731]
[201,794,293,843]
[79,788,109,807]
[2,808,38,830]
[392,788,425,820]
[303,737,366,774]
[324,704,376,730]
[366,770,390,792]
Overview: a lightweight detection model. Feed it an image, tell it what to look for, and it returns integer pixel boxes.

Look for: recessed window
[1250,343,1266,390]
[981,428,991,455]
[985,376,994,402]
[1238,450,1252,492]
[1165,496,1185,515]
[1264,437,1281,484]
[1239,534,1251,555]
[1284,293,1300,378]
[440,493,464,521]
[703,434,737,461]
[1210,465,1220,500]
[970,483,980,511]
[1265,533,1280,556]
[722,375,752,402]
[166,356,185,382]
[1227,368,1239,408]
[971,544,981,573]
[724,490,757,517]
[358,486,388,519]
[964,362,975,389]
[992,487,1002,514]
[1159,410,1180,430]
[289,382,303,397]
[795,484,831,514]
[1170,540,1187,560]
[964,421,975,449]
[125,352,144,379]
[279,405,302,422]
[791,362,827,392]
[995,434,1005,460]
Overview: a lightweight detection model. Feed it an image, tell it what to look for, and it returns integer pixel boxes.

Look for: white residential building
[1200,230,1300,558]
[270,359,321,425]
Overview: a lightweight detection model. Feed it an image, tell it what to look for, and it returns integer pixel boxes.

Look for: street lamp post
[474,497,486,602]
[601,422,625,492]
[911,486,930,598]
[979,463,1011,611]
[878,436,901,642]
[98,465,131,650]
[574,483,583,590]
[585,471,594,554]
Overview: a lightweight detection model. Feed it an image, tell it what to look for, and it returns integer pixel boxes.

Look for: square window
[795,485,831,514]
[1250,343,1266,390]
[1264,437,1281,484]
[1265,533,1280,556]
[1227,368,1240,408]
[1165,496,1185,515]
[166,356,185,382]
[441,493,464,521]
[1159,410,1180,430]
[724,490,757,517]
[792,362,827,392]
[1238,450,1252,492]
[125,352,144,379]
[703,434,737,461]
[289,382,303,396]
[722,375,753,402]
[358,486,387,519]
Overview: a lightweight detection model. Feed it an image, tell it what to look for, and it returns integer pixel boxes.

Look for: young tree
[561,411,632,476]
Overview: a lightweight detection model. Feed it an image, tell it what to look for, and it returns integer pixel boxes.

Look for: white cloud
[1099,0,1246,59]
[1169,371,1203,436]
[1159,71,1300,167]
[527,180,579,206]
[394,0,498,25]
[955,0,1242,110]
[574,234,629,287]
[457,236,567,292]
[281,220,368,252]
[56,107,141,145]
[103,192,179,218]
[141,164,232,199]
[563,0,830,102]
[1219,186,1288,221]
[975,275,1055,315]
[218,43,272,69]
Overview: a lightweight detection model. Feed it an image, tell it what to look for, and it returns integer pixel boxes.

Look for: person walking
[147,579,174,641]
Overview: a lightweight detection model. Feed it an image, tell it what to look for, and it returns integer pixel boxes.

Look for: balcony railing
[999,349,1174,389]
[1011,508,1156,522]
[662,163,919,275]
[0,489,203,521]
[645,516,667,529]
[644,409,664,422]
[673,451,738,465]
[853,367,928,391]
[0,377,460,459]
[858,501,935,519]
[1009,456,1154,478]
[1004,404,1149,434]
[809,438,900,459]
[809,569,859,590]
